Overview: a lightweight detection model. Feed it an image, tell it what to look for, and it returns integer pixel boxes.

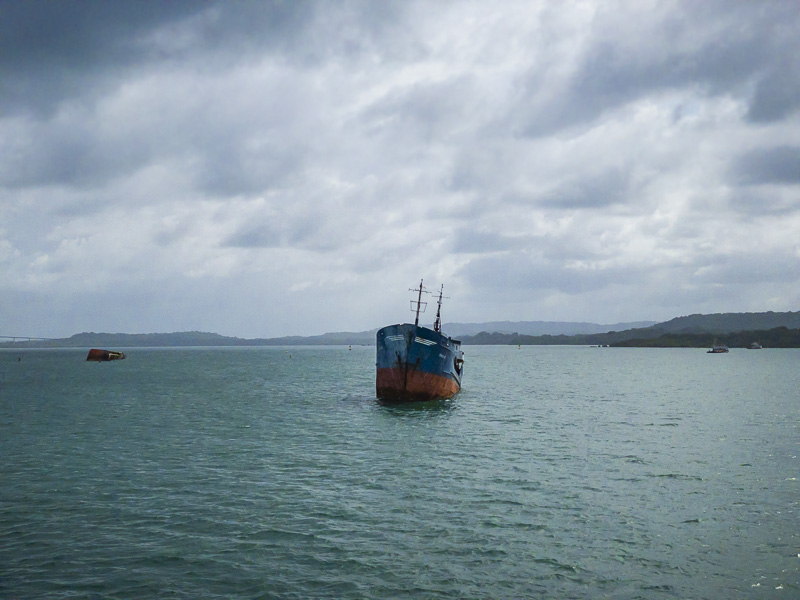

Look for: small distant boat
[376,280,464,402]
[707,340,729,354]
[748,341,762,349]
[86,348,126,361]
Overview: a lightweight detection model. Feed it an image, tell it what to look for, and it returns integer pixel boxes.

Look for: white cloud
[1,0,799,338]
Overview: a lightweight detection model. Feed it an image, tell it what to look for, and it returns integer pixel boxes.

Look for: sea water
[1,345,798,599]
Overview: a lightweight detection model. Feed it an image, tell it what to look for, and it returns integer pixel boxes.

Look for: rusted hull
[376,367,460,402]
[376,323,463,402]
[86,348,126,361]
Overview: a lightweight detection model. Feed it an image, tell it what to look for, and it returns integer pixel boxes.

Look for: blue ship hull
[376,323,464,402]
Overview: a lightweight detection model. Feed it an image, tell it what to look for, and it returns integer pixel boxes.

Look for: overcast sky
[2,0,799,338]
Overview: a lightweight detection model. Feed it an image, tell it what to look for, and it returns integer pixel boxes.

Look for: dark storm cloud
[0,1,414,196]
[0,111,153,189]
[0,1,408,116]
[195,137,310,198]
[460,250,649,297]
[222,197,360,253]
[520,1,800,137]
[2,64,317,195]
[732,146,800,186]
[224,222,283,249]
[539,168,631,210]
[747,66,800,123]
[728,189,798,218]
[363,74,479,142]
[694,251,800,286]
[222,211,328,251]
[0,1,204,115]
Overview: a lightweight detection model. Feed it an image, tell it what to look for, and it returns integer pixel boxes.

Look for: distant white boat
[748,341,762,349]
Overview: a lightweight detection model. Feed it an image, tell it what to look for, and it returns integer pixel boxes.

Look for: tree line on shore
[610,327,800,348]
[460,326,800,348]
[3,311,799,348]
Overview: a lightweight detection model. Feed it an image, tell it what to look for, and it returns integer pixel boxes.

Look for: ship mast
[409,279,429,326]
[433,284,449,333]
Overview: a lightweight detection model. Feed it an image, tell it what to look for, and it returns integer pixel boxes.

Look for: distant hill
[255,331,376,346]
[442,320,656,337]
[1,312,797,348]
[0,329,379,348]
[459,311,800,347]
[645,311,800,334]
[0,320,656,348]
[611,327,800,348]
[1,331,254,348]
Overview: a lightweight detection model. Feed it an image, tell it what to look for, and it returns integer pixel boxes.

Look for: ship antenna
[409,279,429,326]
[433,284,449,333]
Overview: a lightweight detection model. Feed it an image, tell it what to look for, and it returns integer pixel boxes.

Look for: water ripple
[2,346,799,598]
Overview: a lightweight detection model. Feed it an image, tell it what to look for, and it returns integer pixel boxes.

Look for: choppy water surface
[1,346,798,599]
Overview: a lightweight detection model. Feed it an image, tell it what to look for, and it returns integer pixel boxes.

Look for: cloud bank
[2,0,799,337]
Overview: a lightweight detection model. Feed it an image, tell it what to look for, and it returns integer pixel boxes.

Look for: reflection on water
[377,396,459,414]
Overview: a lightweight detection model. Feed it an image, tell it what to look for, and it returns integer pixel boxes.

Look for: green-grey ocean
[1,345,798,599]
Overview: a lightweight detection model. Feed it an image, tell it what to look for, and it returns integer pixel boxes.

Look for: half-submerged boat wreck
[86,348,126,362]
[376,280,464,402]
[707,340,729,354]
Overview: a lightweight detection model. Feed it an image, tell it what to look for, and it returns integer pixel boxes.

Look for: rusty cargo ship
[376,280,464,402]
